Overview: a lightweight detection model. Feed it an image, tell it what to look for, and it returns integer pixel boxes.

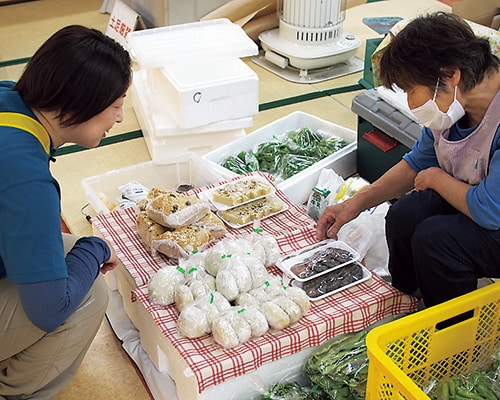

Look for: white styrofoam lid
[127,18,259,69]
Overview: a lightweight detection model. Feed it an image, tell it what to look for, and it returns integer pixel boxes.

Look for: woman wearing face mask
[316,12,500,309]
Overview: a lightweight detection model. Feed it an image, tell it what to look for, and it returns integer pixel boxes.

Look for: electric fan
[253,0,363,83]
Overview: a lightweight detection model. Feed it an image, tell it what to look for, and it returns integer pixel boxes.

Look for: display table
[92,172,418,400]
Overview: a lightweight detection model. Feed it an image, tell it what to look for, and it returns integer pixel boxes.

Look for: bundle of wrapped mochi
[148,233,311,348]
[177,292,231,338]
[211,306,269,348]
[174,258,216,312]
[203,234,280,277]
[136,187,226,259]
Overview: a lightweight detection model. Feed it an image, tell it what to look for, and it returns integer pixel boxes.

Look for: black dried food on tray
[290,247,355,279]
[301,263,364,299]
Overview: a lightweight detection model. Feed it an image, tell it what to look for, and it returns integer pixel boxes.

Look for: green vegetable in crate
[303,330,369,400]
[430,359,500,400]
[254,141,290,173]
[221,126,349,181]
[288,128,324,152]
[281,154,317,180]
[222,151,259,174]
[255,382,329,400]
[314,137,349,159]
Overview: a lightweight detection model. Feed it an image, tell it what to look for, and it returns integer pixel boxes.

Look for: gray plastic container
[351,89,422,182]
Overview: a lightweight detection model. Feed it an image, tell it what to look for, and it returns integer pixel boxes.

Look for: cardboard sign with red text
[105,0,144,49]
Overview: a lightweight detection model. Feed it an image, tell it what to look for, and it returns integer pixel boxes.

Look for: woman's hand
[414,167,446,192]
[315,200,359,241]
[100,241,120,274]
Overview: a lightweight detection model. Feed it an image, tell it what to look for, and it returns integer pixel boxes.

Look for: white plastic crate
[126,19,258,69]
[132,70,247,163]
[147,58,259,129]
[201,112,357,205]
[81,156,222,215]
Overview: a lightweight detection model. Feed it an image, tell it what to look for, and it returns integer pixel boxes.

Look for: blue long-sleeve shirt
[403,118,500,230]
[0,80,110,332]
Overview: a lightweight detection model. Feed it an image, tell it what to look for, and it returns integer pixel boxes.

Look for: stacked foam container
[126,19,260,163]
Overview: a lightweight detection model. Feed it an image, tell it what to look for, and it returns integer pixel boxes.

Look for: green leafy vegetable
[219,127,349,181]
[303,330,369,400]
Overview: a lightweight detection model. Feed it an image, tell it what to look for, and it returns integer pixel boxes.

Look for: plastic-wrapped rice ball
[148,266,185,306]
[220,237,253,256]
[272,295,302,324]
[230,259,253,293]
[212,308,252,348]
[197,292,232,324]
[204,243,233,276]
[189,279,209,299]
[174,273,216,312]
[234,292,261,308]
[254,235,281,267]
[174,283,194,312]
[239,255,269,288]
[261,302,290,330]
[177,303,210,338]
[216,269,239,301]
[178,251,207,272]
[285,286,310,315]
[247,241,267,264]
[177,292,231,338]
[203,274,216,291]
[212,315,239,348]
[249,275,286,303]
[239,307,269,337]
[231,314,252,343]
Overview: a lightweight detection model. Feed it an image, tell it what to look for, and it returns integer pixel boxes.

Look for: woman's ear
[442,68,461,87]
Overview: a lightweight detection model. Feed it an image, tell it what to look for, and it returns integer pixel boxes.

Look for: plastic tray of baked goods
[277,239,360,282]
[198,175,275,211]
[215,193,288,228]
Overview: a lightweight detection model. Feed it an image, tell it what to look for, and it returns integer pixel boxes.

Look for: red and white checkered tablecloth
[93,172,318,287]
[93,172,418,394]
[133,272,417,394]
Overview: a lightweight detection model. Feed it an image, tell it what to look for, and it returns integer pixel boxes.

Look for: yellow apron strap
[0,112,51,155]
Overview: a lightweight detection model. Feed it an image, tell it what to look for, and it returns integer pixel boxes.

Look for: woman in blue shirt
[0,25,130,398]
[317,12,500,309]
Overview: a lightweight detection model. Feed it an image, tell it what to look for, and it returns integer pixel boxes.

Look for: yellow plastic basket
[366,282,500,399]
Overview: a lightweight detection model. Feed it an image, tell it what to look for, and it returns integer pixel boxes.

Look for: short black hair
[14,25,132,127]
[380,12,499,93]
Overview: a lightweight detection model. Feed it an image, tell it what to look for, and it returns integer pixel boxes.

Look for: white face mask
[410,80,465,130]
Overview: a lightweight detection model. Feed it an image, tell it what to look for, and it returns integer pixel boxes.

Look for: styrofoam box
[132,70,247,163]
[134,70,254,137]
[81,156,223,215]
[147,57,259,129]
[201,111,357,205]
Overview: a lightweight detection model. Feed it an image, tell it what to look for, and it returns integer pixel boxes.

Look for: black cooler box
[351,88,422,182]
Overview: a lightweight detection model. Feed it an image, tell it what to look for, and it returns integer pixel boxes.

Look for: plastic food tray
[366,282,500,400]
[198,175,275,211]
[276,239,360,282]
[216,194,288,229]
[292,261,372,301]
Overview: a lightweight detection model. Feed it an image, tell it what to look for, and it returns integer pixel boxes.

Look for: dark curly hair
[379,12,499,93]
[14,25,132,127]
